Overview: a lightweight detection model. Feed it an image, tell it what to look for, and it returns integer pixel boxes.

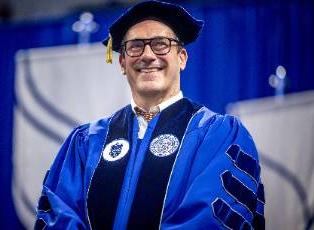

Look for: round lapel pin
[102,139,129,161]
[150,134,180,157]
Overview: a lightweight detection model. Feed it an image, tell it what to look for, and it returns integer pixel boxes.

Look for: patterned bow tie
[134,106,159,122]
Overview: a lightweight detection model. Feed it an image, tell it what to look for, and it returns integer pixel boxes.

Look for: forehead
[124,20,176,40]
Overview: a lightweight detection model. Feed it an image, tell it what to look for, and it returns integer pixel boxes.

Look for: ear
[179,48,188,71]
[119,54,126,74]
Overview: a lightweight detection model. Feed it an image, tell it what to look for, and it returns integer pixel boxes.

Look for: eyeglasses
[122,37,183,57]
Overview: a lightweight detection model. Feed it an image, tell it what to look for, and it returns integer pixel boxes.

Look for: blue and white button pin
[150,134,180,157]
[102,139,129,161]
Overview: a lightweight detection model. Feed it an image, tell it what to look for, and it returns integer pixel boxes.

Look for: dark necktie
[134,107,158,122]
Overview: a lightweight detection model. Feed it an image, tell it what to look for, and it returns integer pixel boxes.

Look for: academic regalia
[35,98,265,230]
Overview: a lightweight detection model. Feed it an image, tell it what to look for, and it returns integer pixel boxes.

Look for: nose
[141,43,156,60]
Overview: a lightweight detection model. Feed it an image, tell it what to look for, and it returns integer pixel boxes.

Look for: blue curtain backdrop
[0,1,313,228]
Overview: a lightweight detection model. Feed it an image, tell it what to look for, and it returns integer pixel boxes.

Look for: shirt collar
[131,91,183,114]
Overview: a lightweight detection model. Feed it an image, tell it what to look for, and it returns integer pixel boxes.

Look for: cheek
[166,58,180,75]
[124,58,136,70]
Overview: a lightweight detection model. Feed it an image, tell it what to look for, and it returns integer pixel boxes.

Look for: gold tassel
[106,34,113,64]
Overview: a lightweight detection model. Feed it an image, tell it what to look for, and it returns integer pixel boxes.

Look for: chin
[138,72,161,82]
[137,85,164,97]
[139,80,161,90]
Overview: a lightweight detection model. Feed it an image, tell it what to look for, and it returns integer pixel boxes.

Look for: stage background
[1,1,314,229]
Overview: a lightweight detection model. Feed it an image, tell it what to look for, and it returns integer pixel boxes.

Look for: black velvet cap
[103,0,204,52]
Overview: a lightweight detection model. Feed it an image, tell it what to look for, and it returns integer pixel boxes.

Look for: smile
[138,68,162,73]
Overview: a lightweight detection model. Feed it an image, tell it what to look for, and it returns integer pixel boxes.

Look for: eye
[126,40,143,51]
[151,38,169,51]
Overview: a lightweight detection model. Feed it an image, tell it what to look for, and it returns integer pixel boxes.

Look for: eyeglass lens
[124,37,177,57]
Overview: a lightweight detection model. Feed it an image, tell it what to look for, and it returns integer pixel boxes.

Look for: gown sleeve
[34,124,90,230]
[162,114,265,230]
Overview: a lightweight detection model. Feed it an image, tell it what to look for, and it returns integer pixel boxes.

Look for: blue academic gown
[35,98,265,230]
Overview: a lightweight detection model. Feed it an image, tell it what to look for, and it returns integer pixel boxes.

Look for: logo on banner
[103,139,129,161]
[150,134,180,157]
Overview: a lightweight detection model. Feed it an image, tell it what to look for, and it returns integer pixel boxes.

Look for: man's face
[119,20,188,102]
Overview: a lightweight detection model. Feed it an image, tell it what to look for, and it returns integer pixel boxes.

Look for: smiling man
[35,1,265,229]
[120,19,187,110]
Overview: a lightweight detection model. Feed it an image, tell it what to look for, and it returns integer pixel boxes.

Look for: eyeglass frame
[121,36,184,57]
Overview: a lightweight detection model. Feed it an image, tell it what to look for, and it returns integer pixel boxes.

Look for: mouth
[137,67,163,73]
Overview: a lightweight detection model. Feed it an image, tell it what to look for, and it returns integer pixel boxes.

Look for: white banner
[228,91,314,230]
[13,43,131,229]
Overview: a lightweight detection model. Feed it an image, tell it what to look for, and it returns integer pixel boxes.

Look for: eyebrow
[123,28,177,40]
[123,33,179,43]
[124,36,179,42]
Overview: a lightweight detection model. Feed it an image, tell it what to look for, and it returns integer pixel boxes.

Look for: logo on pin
[102,139,129,161]
[150,134,180,157]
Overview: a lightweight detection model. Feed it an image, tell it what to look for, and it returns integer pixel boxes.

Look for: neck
[133,89,180,111]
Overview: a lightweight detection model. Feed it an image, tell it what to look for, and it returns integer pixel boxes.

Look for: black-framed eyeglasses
[122,37,183,57]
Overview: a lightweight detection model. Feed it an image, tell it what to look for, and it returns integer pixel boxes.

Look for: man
[35,1,265,229]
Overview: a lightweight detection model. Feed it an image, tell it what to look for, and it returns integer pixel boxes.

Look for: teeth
[139,68,160,73]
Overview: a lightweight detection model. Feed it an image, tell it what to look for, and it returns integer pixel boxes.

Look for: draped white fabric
[13,43,130,228]
[228,91,314,230]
